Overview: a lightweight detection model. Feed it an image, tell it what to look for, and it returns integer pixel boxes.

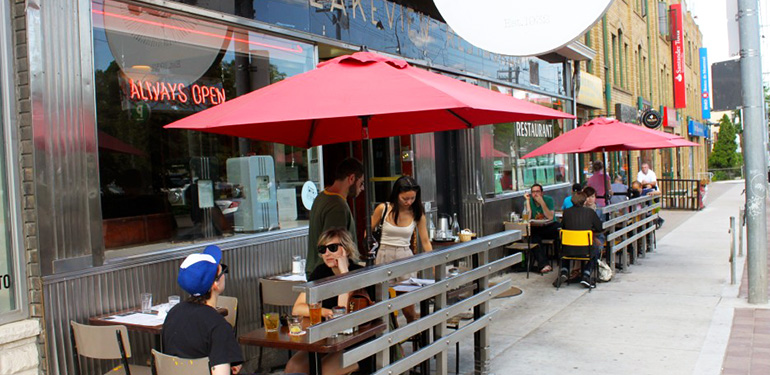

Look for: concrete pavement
[447,182,754,375]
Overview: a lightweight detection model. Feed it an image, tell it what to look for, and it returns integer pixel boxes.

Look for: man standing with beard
[305,158,365,274]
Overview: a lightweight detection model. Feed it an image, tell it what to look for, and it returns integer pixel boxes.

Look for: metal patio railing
[657,178,702,210]
[601,195,660,273]
[294,230,522,375]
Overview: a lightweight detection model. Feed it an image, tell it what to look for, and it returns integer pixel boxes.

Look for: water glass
[309,303,322,325]
[331,307,349,336]
[263,313,280,332]
[140,293,152,313]
[288,316,305,336]
[167,295,180,307]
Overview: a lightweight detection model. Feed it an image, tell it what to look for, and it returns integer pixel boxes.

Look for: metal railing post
[730,216,736,285]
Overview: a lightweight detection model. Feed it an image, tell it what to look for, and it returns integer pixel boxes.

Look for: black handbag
[370,203,388,256]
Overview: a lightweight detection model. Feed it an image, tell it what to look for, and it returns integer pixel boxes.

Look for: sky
[688,0,770,78]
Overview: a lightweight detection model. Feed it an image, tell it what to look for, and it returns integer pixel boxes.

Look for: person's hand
[231,365,242,374]
[335,254,350,273]
[533,194,546,206]
[523,192,530,200]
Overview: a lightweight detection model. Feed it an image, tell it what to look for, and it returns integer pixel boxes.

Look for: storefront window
[92,0,317,252]
[492,88,568,193]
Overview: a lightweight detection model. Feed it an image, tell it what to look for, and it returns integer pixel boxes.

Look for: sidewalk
[456,181,753,375]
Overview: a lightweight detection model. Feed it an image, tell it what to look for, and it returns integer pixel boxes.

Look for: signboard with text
[699,48,711,119]
[688,119,708,138]
[670,4,686,108]
[662,107,678,128]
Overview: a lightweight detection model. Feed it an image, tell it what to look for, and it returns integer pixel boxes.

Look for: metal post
[738,208,745,257]
[730,216,736,285]
[738,0,768,304]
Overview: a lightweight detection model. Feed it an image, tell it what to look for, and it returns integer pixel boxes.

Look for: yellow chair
[556,229,597,290]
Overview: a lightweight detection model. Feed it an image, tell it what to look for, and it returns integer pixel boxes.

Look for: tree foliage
[709,114,741,179]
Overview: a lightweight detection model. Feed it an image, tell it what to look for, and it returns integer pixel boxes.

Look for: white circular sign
[434,0,613,56]
[301,181,319,211]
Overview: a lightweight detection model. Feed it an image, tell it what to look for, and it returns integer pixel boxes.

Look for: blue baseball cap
[178,245,223,296]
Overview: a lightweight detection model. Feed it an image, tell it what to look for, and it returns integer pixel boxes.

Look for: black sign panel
[712,59,742,112]
[615,103,638,124]
[641,109,662,129]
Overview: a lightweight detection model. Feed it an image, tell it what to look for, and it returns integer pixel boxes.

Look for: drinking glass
[263,313,280,332]
[140,293,152,313]
[167,295,180,307]
[331,307,350,336]
[308,303,323,325]
[288,316,305,336]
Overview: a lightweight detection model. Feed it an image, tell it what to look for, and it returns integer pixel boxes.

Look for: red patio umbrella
[522,118,699,205]
[164,52,574,147]
[164,51,575,256]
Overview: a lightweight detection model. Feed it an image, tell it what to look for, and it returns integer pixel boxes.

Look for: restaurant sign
[516,122,554,138]
[126,79,226,106]
[662,106,678,128]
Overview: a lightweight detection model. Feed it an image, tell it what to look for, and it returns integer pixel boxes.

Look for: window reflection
[93,0,317,251]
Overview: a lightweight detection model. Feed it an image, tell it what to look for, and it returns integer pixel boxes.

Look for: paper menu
[104,312,165,326]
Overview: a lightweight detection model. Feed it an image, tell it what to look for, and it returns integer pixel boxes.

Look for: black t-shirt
[561,206,603,232]
[162,301,244,368]
[309,262,367,309]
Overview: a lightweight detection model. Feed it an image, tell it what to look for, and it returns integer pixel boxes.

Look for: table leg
[308,352,322,375]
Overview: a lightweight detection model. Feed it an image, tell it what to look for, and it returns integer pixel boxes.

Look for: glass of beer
[309,303,322,325]
[263,312,280,332]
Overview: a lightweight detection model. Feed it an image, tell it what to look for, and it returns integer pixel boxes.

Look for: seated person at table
[163,245,243,375]
[610,175,629,205]
[285,228,374,375]
[630,181,665,228]
[553,192,603,289]
[561,183,583,209]
[524,183,560,274]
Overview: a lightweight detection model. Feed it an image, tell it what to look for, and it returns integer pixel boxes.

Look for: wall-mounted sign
[662,107,678,128]
[433,0,613,56]
[641,109,662,129]
[516,122,554,138]
[670,4,686,108]
[688,119,709,138]
[576,72,604,109]
[699,48,711,119]
[615,103,638,124]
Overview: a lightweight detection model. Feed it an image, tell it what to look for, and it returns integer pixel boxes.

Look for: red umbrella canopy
[164,52,574,148]
[522,117,699,158]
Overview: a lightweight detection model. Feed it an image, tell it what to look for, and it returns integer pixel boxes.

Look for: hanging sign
[641,109,662,129]
[670,4,686,108]
[699,48,711,119]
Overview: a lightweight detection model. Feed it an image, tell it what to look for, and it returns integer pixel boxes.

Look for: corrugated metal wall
[457,129,484,235]
[43,229,308,375]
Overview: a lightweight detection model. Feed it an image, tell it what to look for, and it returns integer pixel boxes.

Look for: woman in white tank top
[370,176,432,323]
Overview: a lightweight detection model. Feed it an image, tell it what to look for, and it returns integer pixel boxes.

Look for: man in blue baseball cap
[162,245,243,375]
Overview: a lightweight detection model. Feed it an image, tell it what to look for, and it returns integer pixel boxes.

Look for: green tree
[709,114,741,180]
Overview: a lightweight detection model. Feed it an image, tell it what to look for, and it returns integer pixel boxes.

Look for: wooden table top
[89,306,228,335]
[239,319,385,353]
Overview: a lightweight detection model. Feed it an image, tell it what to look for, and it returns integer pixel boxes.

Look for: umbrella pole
[602,148,609,206]
[627,151,633,191]
[360,116,375,265]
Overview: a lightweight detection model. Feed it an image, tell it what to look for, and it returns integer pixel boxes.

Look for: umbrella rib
[306,119,319,148]
[446,109,473,128]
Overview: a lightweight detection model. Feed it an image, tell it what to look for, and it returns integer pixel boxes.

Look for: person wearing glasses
[370,175,432,323]
[163,245,243,375]
[286,228,374,375]
[523,183,560,274]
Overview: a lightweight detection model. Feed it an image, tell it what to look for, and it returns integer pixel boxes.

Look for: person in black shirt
[554,192,603,289]
[163,245,243,375]
[285,228,374,375]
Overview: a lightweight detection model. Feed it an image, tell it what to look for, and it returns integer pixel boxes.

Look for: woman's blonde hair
[317,228,362,262]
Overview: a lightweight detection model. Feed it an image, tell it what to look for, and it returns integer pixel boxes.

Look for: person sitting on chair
[553,191,603,289]
[524,183,560,274]
[561,183,583,209]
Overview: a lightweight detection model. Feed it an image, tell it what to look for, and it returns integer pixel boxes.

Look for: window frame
[0,0,29,324]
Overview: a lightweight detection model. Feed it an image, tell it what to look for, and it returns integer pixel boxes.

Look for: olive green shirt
[306,191,357,274]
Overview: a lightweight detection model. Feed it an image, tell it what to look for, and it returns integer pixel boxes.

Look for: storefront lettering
[0,274,10,290]
[516,122,554,138]
[127,79,225,106]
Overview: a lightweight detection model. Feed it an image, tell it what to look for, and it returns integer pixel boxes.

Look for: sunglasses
[215,263,229,280]
[318,243,343,255]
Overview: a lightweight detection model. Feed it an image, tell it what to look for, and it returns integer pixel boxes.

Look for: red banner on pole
[670,4,686,108]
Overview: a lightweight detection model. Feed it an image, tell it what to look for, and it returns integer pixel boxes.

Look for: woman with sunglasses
[370,175,432,323]
[285,228,373,375]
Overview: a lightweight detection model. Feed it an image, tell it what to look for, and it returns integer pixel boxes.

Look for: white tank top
[380,217,416,247]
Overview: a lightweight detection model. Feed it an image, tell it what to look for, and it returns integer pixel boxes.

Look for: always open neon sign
[128,79,226,106]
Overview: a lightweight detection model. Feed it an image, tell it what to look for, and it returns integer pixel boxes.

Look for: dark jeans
[530,222,560,268]
[560,242,602,276]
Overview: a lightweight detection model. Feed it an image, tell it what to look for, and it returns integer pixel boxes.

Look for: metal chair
[216,295,238,332]
[70,321,151,375]
[257,277,303,372]
[556,229,597,291]
[504,222,538,278]
[151,349,209,375]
